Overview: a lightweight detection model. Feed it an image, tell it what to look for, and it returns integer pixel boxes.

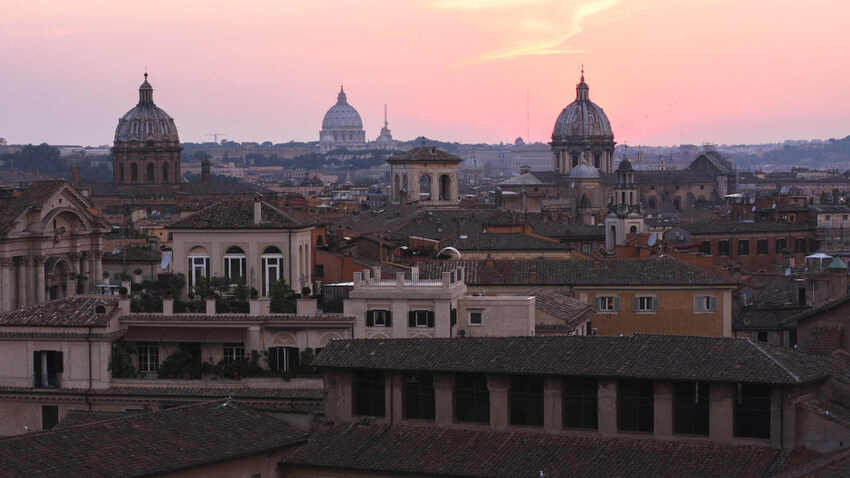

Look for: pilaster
[598,379,618,435]
[487,374,510,430]
[34,255,46,304]
[0,257,14,312]
[544,375,563,433]
[433,373,455,426]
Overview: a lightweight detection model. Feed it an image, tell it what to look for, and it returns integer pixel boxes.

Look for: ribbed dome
[552,74,612,140]
[569,163,600,179]
[114,74,179,143]
[321,86,363,130]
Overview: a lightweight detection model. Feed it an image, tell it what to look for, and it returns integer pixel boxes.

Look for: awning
[123,326,245,343]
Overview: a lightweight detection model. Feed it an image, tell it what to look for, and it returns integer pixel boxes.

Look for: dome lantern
[139,72,154,105]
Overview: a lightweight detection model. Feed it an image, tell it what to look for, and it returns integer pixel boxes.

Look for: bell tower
[605,158,645,251]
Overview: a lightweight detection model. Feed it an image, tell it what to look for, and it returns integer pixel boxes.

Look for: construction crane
[205,133,228,144]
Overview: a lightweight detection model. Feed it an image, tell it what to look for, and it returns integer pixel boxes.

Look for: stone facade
[388,146,462,207]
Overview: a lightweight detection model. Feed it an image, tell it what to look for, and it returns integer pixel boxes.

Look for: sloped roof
[0,400,307,478]
[314,335,843,385]
[386,146,462,164]
[0,296,118,328]
[0,181,65,236]
[682,221,815,235]
[533,289,593,330]
[167,198,313,229]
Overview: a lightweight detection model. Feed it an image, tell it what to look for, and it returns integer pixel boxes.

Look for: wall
[0,336,113,389]
[455,296,534,337]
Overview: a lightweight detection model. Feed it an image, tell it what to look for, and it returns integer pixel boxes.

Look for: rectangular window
[596,296,618,312]
[408,310,435,328]
[33,350,63,388]
[776,238,787,252]
[757,331,768,343]
[795,238,807,253]
[223,344,245,363]
[618,379,654,433]
[42,405,59,431]
[353,371,385,417]
[455,373,490,423]
[366,310,392,327]
[269,346,300,373]
[756,239,769,254]
[699,241,711,255]
[224,255,246,283]
[634,296,656,313]
[674,382,710,436]
[403,373,435,420]
[734,384,771,439]
[563,377,598,429]
[261,255,283,297]
[694,295,718,313]
[738,240,750,256]
[468,310,483,326]
[718,240,730,256]
[314,264,325,278]
[137,344,159,372]
[509,375,544,427]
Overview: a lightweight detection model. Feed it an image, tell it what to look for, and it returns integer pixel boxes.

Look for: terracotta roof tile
[0,297,118,328]
[167,198,312,229]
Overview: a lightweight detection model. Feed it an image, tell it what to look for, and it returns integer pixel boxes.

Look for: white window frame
[224,254,246,283]
[188,255,209,292]
[598,296,617,312]
[636,296,656,313]
[223,344,245,363]
[414,310,431,328]
[372,310,389,327]
[261,254,283,297]
[468,310,483,326]
[138,344,159,373]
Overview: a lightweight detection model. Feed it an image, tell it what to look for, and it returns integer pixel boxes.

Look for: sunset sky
[2,0,848,146]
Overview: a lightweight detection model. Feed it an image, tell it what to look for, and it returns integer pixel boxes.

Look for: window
[224,246,246,283]
[738,240,749,256]
[757,331,768,343]
[634,296,656,313]
[314,264,325,277]
[131,163,138,182]
[455,373,490,423]
[776,238,787,252]
[825,215,831,221]
[794,238,807,253]
[408,310,435,328]
[366,310,392,327]
[718,240,730,256]
[223,344,245,363]
[468,310,483,326]
[187,255,209,292]
[798,287,807,306]
[510,375,544,426]
[563,377,597,429]
[268,346,300,373]
[596,296,618,312]
[137,344,159,372]
[700,241,711,255]
[734,384,771,439]
[694,295,717,313]
[674,382,709,435]
[618,379,654,433]
[403,373,435,420]
[756,239,769,254]
[33,350,63,388]
[353,371,385,417]
[42,405,59,431]
[261,246,283,297]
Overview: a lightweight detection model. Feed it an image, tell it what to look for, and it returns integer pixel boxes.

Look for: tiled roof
[0,385,324,405]
[124,313,353,322]
[283,422,809,478]
[313,335,843,384]
[532,290,592,330]
[781,296,850,326]
[772,448,850,478]
[0,180,65,235]
[0,297,118,328]
[89,181,267,199]
[0,400,307,478]
[54,409,141,429]
[416,257,735,286]
[167,198,313,229]
[386,146,463,163]
[682,220,815,235]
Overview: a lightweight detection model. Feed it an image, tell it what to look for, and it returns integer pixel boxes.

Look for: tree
[269,279,296,313]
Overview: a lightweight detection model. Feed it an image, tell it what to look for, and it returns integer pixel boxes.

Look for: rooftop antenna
[526,88,530,143]
[384,104,388,128]
[205,133,228,144]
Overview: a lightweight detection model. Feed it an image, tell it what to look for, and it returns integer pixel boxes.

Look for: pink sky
[2,0,848,146]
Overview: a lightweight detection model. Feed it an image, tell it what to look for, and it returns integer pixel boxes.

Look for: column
[15,257,27,308]
[433,373,455,426]
[81,252,91,289]
[487,374,510,430]
[654,382,673,437]
[390,373,403,423]
[544,375,563,433]
[0,258,14,312]
[431,174,440,202]
[709,383,734,443]
[34,256,46,304]
[23,256,35,306]
[598,379,618,435]
[93,250,103,289]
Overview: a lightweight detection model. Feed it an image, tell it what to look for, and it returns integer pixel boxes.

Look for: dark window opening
[353,370,385,417]
[314,264,324,277]
[33,350,63,388]
[789,329,798,348]
[795,238,807,253]
[674,382,709,436]
[738,240,750,256]
[366,310,392,327]
[618,379,654,433]
[718,240,730,256]
[757,331,768,343]
[563,377,598,429]
[42,405,59,430]
[455,373,490,423]
[734,384,771,439]
[403,373,435,420]
[700,241,711,255]
[756,239,769,254]
[776,238,787,252]
[510,375,544,427]
[798,288,807,306]
[268,346,300,374]
[146,163,154,182]
[408,310,435,328]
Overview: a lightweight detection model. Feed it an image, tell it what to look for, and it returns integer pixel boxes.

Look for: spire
[337,84,347,104]
[384,104,388,128]
[139,71,154,105]
[576,66,589,101]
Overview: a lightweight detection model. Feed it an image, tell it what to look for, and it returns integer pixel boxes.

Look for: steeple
[337,84,347,105]
[139,72,154,105]
[576,65,589,101]
[384,104,388,128]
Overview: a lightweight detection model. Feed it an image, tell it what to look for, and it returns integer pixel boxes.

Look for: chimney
[253,194,263,225]
[201,159,211,184]
[70,163,81,187]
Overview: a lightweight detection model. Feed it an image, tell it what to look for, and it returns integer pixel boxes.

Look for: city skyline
[2,0,849,146]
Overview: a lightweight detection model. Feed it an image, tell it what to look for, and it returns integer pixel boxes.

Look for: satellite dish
[648,232,658,247]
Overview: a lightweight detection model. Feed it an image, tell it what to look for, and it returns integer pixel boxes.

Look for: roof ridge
[747,339,800,383]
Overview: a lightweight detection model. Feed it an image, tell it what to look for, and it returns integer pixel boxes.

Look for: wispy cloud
[432,0,548,10]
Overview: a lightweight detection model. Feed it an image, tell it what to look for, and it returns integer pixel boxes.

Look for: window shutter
[694,296,704,313]
[366,311,374,327]
[632,297,639,312]
[408,311,416,328]
[710,296,718,312]
[268,348,279,371]
[286,347,299,372]
[594,297,601,312]
[427,311,435,328]
[613,296,620,311]
[386,311,392,327]
[651,297,658,312]
[204,258,210,277]
[33,351,42,387]
[55,352,64,374]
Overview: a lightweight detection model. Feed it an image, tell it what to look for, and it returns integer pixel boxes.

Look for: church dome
[114,74,179,143]
[552,74,612,140]
[569,162,600,179]
[322,86,363,130]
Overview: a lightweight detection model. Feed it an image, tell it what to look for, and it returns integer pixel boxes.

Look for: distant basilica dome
[112,73,182,185]
[319,86,366,153]
[551,69,615,175]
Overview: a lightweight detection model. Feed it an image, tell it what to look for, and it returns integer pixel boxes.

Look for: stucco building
[388,146,462,207]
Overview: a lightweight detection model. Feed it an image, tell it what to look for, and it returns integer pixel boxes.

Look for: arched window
[119,164,125,183]
[146,163,155,182]
[594,152,601,169]
[648,196,657,210]
[571,152,580,168]
[261,246,283,297]
[162,163,169,182]
[630,225,638,234]
[187,246,210,292]
[131,163,138,182]
[419,175,432,200]
[439,175,451,201]
[224,246,246,283]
